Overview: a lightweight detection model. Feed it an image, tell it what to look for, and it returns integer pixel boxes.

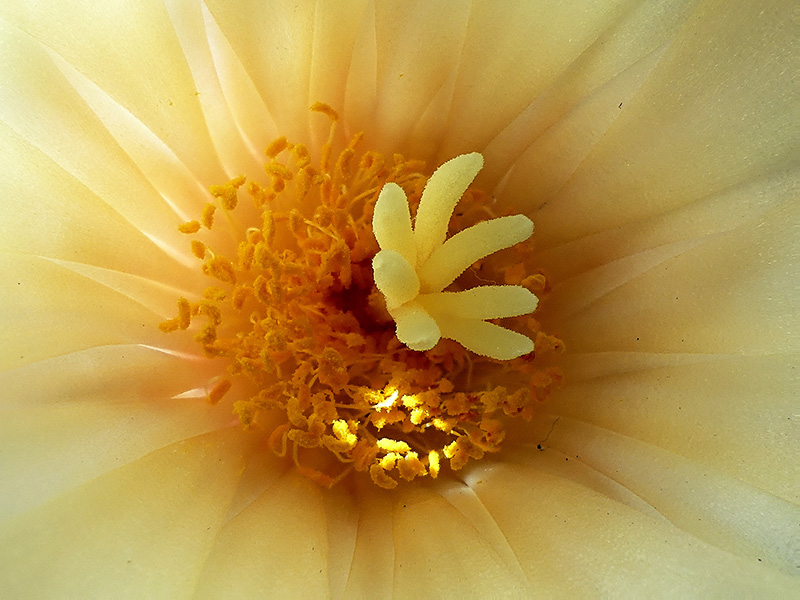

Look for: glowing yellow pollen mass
[160,105,563,489]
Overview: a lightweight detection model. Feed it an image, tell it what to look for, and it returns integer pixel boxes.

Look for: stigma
[372,153,537,359]
[160,104,563,489]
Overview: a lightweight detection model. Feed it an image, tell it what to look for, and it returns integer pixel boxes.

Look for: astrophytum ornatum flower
[0,1,797,597]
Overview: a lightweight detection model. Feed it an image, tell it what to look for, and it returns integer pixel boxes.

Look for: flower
[0,1,797,598]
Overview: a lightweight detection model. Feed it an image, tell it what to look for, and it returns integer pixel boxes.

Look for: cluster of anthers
[161,103,563,489]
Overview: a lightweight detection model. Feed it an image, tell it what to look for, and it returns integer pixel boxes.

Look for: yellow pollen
[201,203,216,229]
[178,220,201,234]
[160,106,563,489]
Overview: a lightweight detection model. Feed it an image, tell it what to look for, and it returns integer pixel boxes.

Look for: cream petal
[43,47,212,225]
[536,166,797,284]
[387,486,531,597]
[344,1,474,156]
[465,451,798,596]
[544,198,798,356]
[0,345,232,521]
[447,0,658,164]
[341,480,396,597]
[0,428,250,599]
[196,443,359,599]
[205,0,369,145]
[0,254,186,370]
[0,344,214,411]
[528,416,799,576]
[0,0,227,186]
[193,472,329,598]
[164,0,267,178]
[200,1,280,159]
[0,120,194,281]
[0,19,200,267]
[519,1,796,247]
[549,352,799,503]
[493,42,667,211]
[478,0,698,188]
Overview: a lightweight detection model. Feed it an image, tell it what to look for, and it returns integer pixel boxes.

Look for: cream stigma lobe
[371,153,538,360]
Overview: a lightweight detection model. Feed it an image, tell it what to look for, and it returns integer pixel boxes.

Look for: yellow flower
[0,1,797,598]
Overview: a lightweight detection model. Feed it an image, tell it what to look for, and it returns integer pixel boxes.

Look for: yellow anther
[397,452,426,481]
[288,420,325,448]
[292,144,311,168]
[376,438,411,454]
[198,301,222,326]
[265,162,293,180]
[191,240,206,259]
[210,175,246,211]
[202,286,226,301]
[178,220,201,234]
[234,400,260,428]
[202,256,236,284]
[194,322,216,346]
[409,407,426,425]
[237,241,255,271]
[266,136,289,158]
[369,463,398,489]
[427,450,440,478]
[201,203,217,229]
[175,297,192,330]
[310,101,339,121]
[232,286,252,310]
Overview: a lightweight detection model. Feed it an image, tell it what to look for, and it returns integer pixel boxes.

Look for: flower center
[160,103,563,489]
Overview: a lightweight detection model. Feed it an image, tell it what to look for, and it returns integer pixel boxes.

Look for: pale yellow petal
[193,472,329,598]
[521,415,799,576]
[543,199,797,356]
[0,0,226,186]
[0,19,200,266]
[0,428,250,599]
[388,486,531,597]
[0,345,231,521]
[550,352,799,503]
[466,451,798,596]
[477,0,699,186]
[164,0,269,178]
[205,0,369,144]
[344,1,475,155]
[0,254,186,370]
[448,0,651,163]
[0,119,192,280]
[515,1,796,246]
[341,481,395,597]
